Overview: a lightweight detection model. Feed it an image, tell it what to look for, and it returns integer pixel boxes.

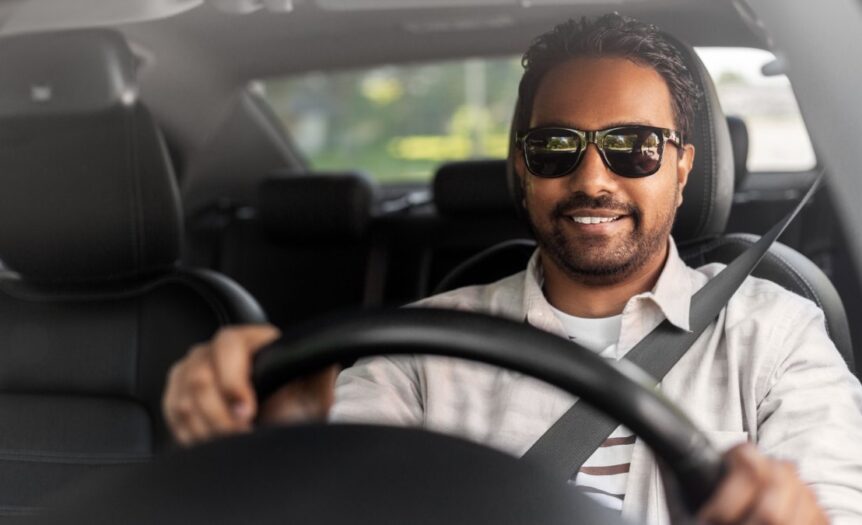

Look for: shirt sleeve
[329,355,425,426]
[756,300,862,523]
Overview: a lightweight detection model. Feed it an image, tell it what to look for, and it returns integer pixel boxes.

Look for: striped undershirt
[549,304,630,512]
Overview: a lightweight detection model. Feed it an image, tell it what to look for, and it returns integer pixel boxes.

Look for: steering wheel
[31,309,725,525]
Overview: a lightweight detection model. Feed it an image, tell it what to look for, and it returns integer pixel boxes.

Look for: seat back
[217,172,376,327]
[376,160,530,302]
[0,29,265,517]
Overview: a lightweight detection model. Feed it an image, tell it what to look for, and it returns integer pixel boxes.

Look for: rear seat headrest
[258,172,375,242]
[726,115,750,189]
[0,29,181,284]
[433,160,515,217]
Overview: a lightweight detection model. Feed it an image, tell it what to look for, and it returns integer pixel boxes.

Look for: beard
[526,191,677,286]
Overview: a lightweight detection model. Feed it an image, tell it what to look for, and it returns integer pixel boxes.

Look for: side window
[696,47,816,172]
[256,58,522,184]
[259,48,816,181]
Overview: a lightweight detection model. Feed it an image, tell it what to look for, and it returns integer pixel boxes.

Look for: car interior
[0,0,860,522]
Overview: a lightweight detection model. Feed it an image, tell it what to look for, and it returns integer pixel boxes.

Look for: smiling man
[163,14,862,524]
[518,54,691,319]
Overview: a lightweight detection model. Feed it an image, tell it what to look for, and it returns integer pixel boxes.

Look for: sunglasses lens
[604,127,664,177]
[524,129,582,177]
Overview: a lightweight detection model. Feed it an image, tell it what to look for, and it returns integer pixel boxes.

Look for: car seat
[216,171,377,327]
[0,29,266,517]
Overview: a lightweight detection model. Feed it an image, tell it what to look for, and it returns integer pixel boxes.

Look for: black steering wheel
[31,309,725,525]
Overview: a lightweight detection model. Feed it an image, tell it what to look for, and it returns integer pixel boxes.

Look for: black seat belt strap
[522,171,824,481]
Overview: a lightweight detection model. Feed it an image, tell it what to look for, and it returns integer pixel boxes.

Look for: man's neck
[541,243,669,319]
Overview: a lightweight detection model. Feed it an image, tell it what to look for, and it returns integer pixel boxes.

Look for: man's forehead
[529,56,676,130]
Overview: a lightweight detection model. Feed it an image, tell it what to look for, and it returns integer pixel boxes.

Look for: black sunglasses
[516,125,684,178]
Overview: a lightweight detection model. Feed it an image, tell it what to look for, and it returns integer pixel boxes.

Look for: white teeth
[571,216,620,224]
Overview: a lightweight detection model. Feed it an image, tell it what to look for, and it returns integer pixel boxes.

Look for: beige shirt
[331,240,862,524]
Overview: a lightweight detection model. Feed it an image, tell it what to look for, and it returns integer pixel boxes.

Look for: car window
[256,57,521,183]
[695,47,816,172]
[258,47,815,183]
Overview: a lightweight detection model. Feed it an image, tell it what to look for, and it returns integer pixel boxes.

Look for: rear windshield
[258,47,815,184]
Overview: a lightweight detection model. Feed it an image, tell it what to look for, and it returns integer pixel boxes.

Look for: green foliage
[262,57,522,183]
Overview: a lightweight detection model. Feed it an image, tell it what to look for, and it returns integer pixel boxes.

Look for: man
[163,14,862,524]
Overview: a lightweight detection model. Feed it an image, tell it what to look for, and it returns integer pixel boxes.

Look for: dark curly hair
[514,14,702,139]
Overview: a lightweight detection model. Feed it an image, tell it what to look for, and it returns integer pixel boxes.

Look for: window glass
[695,47,816,172]
[259,48,815,183]
[258,57,521,183]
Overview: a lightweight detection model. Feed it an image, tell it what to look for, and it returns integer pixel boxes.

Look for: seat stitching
[0,505,42,516]
[0,450,152,465]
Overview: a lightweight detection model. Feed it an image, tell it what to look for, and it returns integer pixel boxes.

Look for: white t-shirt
[549,305,634,512]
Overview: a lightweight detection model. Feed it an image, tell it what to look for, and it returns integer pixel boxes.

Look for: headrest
[0,29,136,117]
[664,35,735,244]
[433,160,516,217]
[0,30,182,284]
[258,172,375,242]
[505,35,734,245]
[726,115,750,189]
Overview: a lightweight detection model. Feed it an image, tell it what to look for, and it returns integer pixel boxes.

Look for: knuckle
[173,399,195,420]
[771,460,797,484]
[186,366,214,391]
[779,460,798,475]
[213,328,239,348]
[187,343,210,362]
[166,361,186,386]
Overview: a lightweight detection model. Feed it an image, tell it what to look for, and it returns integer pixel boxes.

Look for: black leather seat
[726,115,750,189]
[376,160,531,302]
[217,171,377,327]
[436,38,854,371]
[0,29,266,517]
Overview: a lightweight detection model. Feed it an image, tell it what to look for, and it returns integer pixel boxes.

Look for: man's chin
[543,246,640,286]
[559,259,639,286]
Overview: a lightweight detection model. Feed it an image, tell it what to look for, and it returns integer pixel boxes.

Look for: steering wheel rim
[253,308,726,513]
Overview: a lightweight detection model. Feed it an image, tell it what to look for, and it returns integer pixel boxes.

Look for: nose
[566,142,618,196]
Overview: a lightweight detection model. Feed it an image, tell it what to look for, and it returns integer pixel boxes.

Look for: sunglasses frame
[516,125,684,179]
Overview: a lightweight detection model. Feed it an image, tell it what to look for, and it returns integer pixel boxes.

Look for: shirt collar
[519,237,693,332]
[640,238,692,331]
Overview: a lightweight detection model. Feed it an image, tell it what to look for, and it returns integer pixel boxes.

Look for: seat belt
[521,171,825,481]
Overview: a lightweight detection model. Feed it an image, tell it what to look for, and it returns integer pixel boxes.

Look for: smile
[570,216,622,224]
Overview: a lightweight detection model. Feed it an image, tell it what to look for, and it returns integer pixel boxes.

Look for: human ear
[675,144,695,207]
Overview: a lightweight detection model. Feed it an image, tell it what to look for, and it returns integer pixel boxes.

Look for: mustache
[551,193,639,219]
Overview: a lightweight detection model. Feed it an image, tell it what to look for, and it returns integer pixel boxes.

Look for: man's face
[516,57,695,285]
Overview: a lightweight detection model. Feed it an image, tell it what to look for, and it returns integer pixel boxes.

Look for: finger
[747,461,802,525]
[189,364,245,434]
[179,406,215,446]
[782,475,828,525]
[210,325,281,422]
[162,362,186,437]
[164,358,206,442]
[302,365,340,410]
[173,424,195,447]
[166,395,198,447]
[167,345,228,443]
[259,383,325,424]
[699,443,770,524]
[258,365,341,425]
